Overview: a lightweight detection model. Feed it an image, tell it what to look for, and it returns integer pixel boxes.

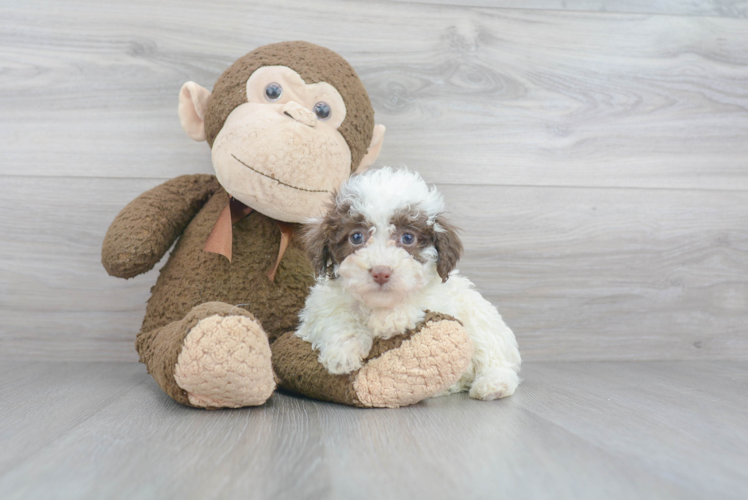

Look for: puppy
[297,167,520,400]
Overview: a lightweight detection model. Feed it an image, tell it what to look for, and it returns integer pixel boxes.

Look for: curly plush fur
[297,168,521,400]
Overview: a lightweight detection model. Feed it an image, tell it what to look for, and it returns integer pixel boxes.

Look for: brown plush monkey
[102,41,473,409]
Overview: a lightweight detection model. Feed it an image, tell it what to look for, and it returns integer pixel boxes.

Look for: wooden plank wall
[1,0,746,362]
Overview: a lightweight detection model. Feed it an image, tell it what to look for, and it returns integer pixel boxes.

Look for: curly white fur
[297,167,521,400]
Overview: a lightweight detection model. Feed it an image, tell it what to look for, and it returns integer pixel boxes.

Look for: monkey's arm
[102,174,221,279]
[272,312,474,408]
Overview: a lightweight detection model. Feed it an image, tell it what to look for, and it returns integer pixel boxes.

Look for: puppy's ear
[301,215,334,278]
[434,216,463,282]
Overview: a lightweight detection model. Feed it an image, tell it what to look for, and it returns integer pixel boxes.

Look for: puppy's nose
[371,266,392,285]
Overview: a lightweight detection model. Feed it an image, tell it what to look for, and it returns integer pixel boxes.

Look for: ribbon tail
[230,197,253,224]
[203,199,234,261]
[267,221,295,282]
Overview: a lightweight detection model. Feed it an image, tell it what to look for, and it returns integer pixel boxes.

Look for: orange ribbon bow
[203,196,294,282]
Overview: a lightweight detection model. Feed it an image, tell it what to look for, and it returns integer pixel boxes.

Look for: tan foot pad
[174,314,275,408]
[354,319,474,408]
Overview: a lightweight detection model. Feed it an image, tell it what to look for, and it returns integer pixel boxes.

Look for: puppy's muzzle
[370,266,392,285]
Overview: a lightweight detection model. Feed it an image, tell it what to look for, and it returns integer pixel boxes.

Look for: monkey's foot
[353,312,473,408]
[137,302,275,409]
[174,313,274,409]
[272,311,473,408]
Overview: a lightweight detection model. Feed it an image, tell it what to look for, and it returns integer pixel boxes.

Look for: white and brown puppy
[297,167,520,400]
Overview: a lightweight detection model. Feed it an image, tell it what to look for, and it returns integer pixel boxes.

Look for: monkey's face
[210,66,351,222]
[179,42,385,224]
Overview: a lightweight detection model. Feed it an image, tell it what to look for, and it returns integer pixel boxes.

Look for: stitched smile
[231,154,331,194]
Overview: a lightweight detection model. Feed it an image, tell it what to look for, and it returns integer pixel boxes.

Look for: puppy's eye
[265,83,282,101]
[349,232,365,245]
[313,102,331,120]
[400,232,416,245]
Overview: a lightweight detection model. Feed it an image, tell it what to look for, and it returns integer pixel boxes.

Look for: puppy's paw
[469,367,520,401]
[319,346,366,375]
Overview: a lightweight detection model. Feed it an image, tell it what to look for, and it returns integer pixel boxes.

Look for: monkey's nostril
[283,111,293,119]
[371,266,392,285]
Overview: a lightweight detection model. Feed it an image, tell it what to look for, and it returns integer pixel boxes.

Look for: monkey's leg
[136,302,275,409]
[271,312,473,408]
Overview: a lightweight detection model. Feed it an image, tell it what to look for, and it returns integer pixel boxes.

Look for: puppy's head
[302,167,463,308]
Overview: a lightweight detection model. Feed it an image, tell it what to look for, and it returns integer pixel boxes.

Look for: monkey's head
[178,41,385,223]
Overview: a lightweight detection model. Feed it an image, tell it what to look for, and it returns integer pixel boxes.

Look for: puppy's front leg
[463,302,521,400]
[297,294,373,375]
[317,325,373,375]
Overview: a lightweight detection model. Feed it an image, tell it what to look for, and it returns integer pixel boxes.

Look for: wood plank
[2,361,746,499]
[315,392,686,499]
[0,176,164,362]
[1,177,746,362]
[514,361,748,499]
[0,362,147,473]
[1,1,748,189]
[441,183,748,361]
[0,366,333,500]
[395,0,748,18]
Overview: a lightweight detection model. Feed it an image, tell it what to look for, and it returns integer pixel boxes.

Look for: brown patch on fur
[390,209,463,281]
[434,215,463,282]
[300,200,371,278]
[302,202,464,282]
[390,209,435,264]
[203,41,375,171]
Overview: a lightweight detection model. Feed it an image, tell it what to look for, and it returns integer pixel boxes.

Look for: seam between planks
[371,0,748,21]
[2,173,748,194]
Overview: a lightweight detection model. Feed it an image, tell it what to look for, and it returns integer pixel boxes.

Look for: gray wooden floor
[0,360,746,500]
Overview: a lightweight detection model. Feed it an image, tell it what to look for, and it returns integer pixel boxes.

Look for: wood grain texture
[1,361,746,499]
[0,1,746,362]
[0,363,148,473]
[517,361,748,498]
[1,1,748,189]
[444,183,748,361]
[0,177,164,362]
[1,177,746,362]
[397,0,748,18]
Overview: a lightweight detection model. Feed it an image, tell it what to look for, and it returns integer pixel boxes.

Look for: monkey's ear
[178,82,212,142]
[353,124,386,175]
[434,216,463,282]
[301,217,334,278]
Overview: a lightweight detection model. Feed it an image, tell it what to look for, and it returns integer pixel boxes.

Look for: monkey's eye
[313,102,331,120]
[400,232,416,246]
[264,83,282,101]
[349,231,365,246]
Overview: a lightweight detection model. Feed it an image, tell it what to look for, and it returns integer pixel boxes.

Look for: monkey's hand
[102,174,220,278]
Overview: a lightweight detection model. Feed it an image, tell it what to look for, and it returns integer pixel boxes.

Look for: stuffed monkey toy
[102,41,473,409]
